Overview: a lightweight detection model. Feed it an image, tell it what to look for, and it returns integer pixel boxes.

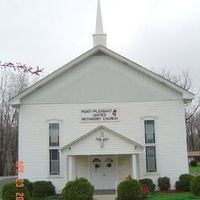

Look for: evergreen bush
[190,176,200,196]
[190,160,197,167]
[175,174,193,191]
[158,177,170,191]
[2,182,30,200]
[32,181,55,197]
[117,179,143,200]
[23,179,33,196]
[62,178,94,200]
[139,178,156,192]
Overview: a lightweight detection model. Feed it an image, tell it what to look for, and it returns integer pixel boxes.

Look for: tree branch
[186,105,200,122]
[0,61,44,75]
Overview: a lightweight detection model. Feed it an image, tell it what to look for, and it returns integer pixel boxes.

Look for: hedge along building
[10,0,194,193]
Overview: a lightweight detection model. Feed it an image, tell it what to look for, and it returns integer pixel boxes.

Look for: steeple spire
[96,0,104,34]
[93,0,107,47]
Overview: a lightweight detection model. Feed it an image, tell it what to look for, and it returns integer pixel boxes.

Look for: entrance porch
[67,154,140,190]
[61,125,144,190]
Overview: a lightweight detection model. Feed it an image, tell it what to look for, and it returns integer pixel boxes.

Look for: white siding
[19,100,188,191]
[63,127,142,155]
[21,54,182,105]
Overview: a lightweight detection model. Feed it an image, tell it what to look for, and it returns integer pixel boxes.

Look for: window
[49,150,60,175]
[49,122,60,175]
[144,120,155,144]
[144,120,157,172]
[49,123,59,146]
[146,146,157,172]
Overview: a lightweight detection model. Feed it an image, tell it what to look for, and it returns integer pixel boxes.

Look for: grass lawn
[0,192,200,200]
[19,193,200,200]
[150,192,200,200]
[1,192,200,200]
[29,193,200,200]
[190,166,200,175]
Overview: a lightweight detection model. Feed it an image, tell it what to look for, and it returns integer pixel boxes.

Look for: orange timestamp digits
[16,192,24,200]
[16,160,25,200]
[16,161,24,174]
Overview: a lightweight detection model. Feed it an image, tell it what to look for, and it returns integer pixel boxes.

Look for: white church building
[11,0,193,193]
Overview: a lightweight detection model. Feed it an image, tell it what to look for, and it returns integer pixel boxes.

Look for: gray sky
[0,0,200,93]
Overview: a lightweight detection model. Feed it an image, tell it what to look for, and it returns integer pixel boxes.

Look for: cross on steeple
[96,132,108,148]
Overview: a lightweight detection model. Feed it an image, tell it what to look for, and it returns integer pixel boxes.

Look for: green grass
[29,193,200,200]
[150,192,200,200]
[30,196,62,200]
[190,166,200,175]
[1,191,200,200]
[28,193,200,200]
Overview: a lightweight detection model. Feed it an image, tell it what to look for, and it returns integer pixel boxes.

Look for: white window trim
[46,119,63,148]
[46,119,63,177]
[141,116,159,175]
[49,149,60,176]
[145,146,157,173]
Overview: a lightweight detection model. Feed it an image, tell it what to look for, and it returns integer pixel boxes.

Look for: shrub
[195,157,200,162]
[62,178,94,200]
[190,160,197,167]
[2,182,30,200]
[32,181,55,197]
[117,179,142,200]
[139,178,156,192]
[23,179,33,196]
[140,184,150,200]
[158,177,170,191]
[76,177,90,183]
[190,176,200,196]
[175,174,193,191]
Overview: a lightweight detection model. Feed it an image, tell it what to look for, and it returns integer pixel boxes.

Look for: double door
[90,155,116,190]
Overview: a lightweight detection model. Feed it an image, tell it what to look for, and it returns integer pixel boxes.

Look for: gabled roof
[61,125,144,151]
[10,45,194,106]
[188,151,200,157]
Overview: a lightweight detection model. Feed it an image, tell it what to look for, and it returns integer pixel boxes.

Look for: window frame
[49,149,60,175]
[46,119,63,177]
[144,120,155,144]
[49,122,60,147]
[142,117,158,174]
[145,146,157,172]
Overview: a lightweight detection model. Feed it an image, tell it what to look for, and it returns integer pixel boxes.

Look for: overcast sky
[0,0,200,93]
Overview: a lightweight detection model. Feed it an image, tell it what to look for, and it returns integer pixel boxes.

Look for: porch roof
[61,125,144,155]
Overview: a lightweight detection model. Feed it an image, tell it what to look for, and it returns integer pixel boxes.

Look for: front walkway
[94,195,115,200]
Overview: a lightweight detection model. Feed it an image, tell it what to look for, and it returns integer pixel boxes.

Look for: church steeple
[95,0,104,34]
[93,0,107,47]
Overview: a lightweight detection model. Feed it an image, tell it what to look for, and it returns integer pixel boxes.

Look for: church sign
[81,108,119,123]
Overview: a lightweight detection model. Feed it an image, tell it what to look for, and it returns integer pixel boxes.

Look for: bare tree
[157,68,200,151]
[0,60,43,175]
[158,68,192,91]
[186,103,200,151]
[0,68,29,175]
